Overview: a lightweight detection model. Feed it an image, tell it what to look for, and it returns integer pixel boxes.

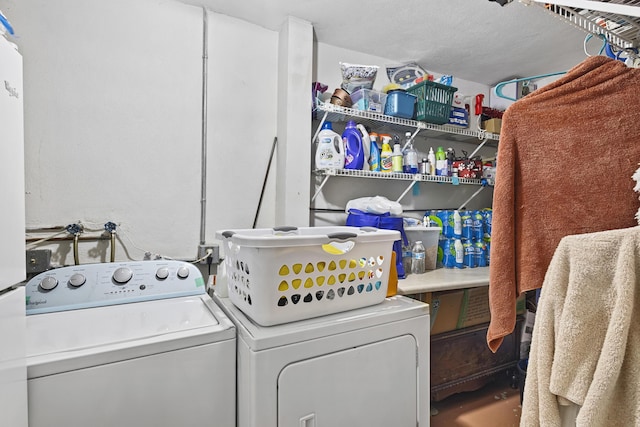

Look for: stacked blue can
[426,208,492,269]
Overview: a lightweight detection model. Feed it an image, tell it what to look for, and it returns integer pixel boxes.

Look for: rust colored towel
[487,56,640,352]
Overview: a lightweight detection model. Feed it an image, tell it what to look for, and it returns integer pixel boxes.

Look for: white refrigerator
[0,31,28,426]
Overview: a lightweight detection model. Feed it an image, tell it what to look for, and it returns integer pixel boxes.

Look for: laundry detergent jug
[342,120,364,170]
[315,121,344,169]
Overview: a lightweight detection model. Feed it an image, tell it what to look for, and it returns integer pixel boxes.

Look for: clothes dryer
[213,293,430,427]
[25,260,235,427]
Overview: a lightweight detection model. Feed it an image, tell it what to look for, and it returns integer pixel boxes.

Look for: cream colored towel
[521,227,640,426]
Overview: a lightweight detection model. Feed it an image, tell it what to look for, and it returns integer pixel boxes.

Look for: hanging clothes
[487,55,640,352]
[521,226,640,426]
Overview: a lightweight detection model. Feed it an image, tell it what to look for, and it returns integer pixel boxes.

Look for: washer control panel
[25,260,206,315]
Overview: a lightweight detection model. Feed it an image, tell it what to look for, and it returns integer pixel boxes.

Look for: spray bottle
[380,135,393,173]
[369,133,381,171]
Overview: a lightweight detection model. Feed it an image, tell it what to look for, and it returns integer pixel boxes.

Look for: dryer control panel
[25,260,206,315]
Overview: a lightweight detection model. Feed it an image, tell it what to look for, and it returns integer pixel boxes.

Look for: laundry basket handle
[326,232,358,241]
[273,226,298,233]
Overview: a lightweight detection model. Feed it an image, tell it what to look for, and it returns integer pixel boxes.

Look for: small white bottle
[427,147,436,176]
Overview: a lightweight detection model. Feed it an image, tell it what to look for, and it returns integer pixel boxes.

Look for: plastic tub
[404,226,441,270]
[384,90,417,119]
[350,88,387,113]
[216,226,399,326]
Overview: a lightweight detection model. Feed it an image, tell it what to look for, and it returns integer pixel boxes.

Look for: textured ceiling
[181,0,595,86]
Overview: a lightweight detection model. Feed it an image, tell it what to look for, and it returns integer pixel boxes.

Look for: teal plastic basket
[407,81,458,125]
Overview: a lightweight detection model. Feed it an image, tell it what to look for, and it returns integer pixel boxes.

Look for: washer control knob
[155,267,169,280]
[113,267,133,284]
[39,276,58,291]
[68,273,86,288]
[177,266,190,279]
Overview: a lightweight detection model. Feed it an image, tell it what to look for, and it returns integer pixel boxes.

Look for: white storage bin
[216,226,399,326]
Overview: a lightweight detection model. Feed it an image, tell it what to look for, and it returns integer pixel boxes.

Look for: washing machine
[212,293,430,427]
[24,260,236,427]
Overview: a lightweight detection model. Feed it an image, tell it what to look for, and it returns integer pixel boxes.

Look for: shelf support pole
[311,174,331,203]
[458,186,485,210]
[396,176,421,204]
[468,137,489,160]
[311,110,329,144]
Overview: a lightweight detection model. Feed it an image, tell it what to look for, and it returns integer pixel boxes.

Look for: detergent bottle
[380,135,393,173]
[392,143,403,173]
[369,132,381,171]
[315,121,344,169]
[435,146,447,176]
[342,120,364,170]
[356,124,371,170]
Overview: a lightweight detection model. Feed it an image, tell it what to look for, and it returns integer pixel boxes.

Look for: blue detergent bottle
[342,120,364,170]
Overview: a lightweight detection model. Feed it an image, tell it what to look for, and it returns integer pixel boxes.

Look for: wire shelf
[315,168,484,186]
[537,2,640,50]
[314,101,499,143]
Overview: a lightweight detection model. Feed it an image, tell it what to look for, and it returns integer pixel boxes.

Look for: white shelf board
[397,266,490,294]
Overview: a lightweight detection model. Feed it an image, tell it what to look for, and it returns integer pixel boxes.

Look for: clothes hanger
[494,72,567,101]
[493,33,619,101]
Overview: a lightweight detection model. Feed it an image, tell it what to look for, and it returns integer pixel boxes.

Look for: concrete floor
[430,377,522,427]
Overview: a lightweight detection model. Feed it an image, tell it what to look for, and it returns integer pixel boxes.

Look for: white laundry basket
[216,226,399,326]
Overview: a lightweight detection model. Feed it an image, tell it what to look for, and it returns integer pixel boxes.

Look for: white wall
[2,0,279,266]
[206,12,278,234]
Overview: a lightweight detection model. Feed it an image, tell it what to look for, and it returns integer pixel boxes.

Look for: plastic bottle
[356,124,371,170]
[427,147,436,176]
[454,238,464,268]
[315,121,344,169]
[411,240,426,274]
[401,132,419,174]
[435,146,447,176]
[446,148,456,177]
[403,142,419,174]
[453,209,462,238]
[392,143,403,172]
[380,135,393,173]
[342,120,364,170]
[402,243,413,276]
[369,133,381,171]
